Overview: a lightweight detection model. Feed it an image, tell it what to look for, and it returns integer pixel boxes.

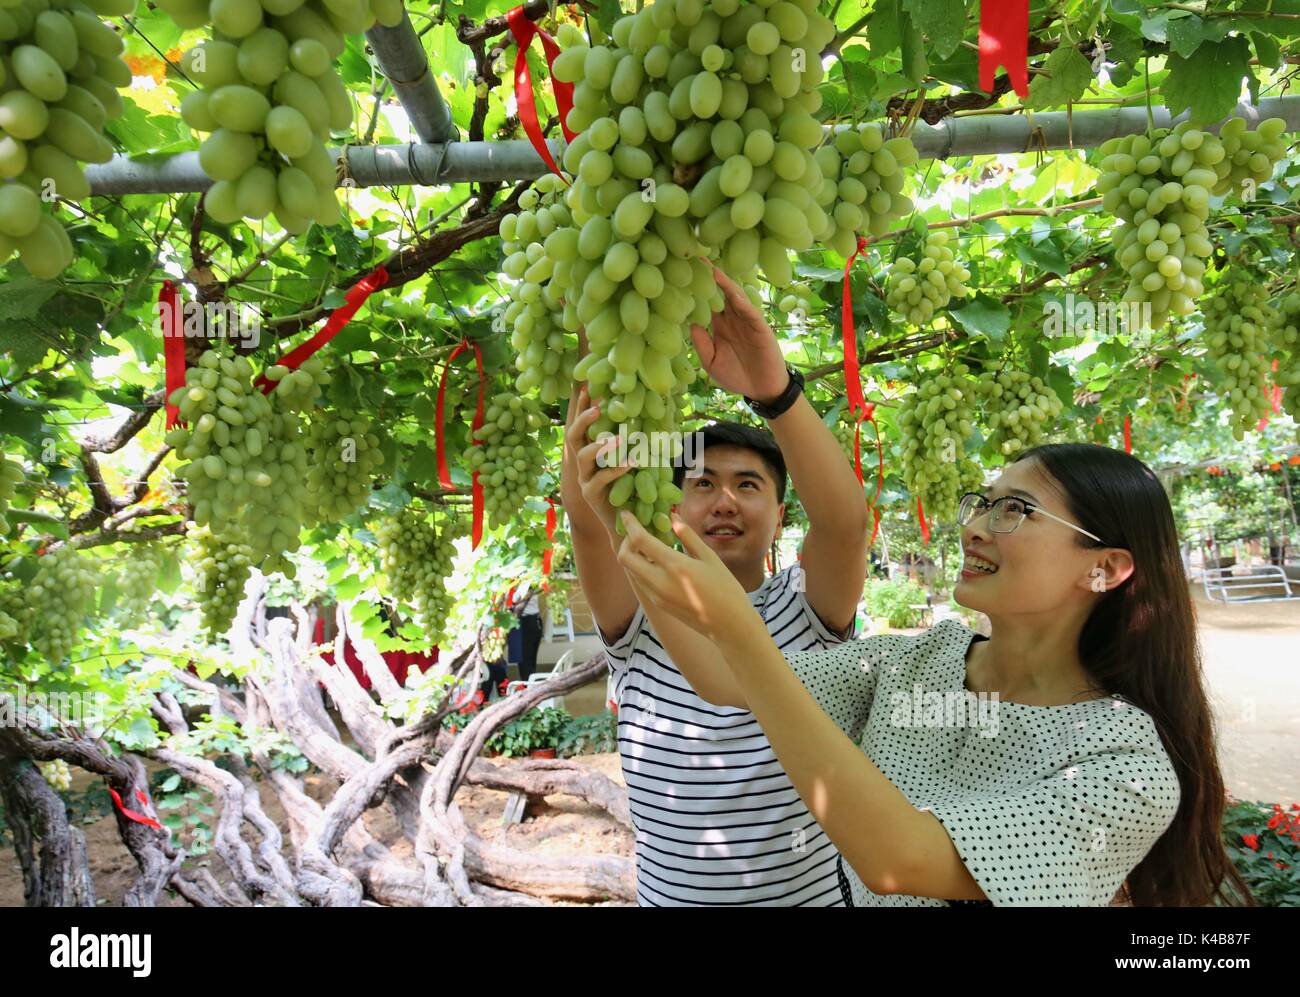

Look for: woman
[614,443,1251,906]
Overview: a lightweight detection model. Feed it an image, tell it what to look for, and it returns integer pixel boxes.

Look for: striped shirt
[600,562,854,906]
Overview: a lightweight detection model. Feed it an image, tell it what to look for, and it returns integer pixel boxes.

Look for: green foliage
[556,710,618,758]
[864,576,929,629]
[485,706,570,758]
[1218,799,1300,907]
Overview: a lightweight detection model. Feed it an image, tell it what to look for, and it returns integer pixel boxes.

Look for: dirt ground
[1190,584,1300,803]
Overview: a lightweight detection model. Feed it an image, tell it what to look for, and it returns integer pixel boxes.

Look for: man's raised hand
[690,262,790,403]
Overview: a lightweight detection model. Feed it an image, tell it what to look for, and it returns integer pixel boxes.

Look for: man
[562,264,870,905]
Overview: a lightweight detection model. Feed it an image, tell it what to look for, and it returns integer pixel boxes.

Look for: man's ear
[774,502,786,541]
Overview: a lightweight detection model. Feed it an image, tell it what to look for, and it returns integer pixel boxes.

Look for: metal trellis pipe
[84,95,1300,196]
[364,12,455,145]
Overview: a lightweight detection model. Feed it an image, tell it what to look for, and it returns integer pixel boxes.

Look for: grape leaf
[1166,13,1205,58]
[1024,46,1093,110]
[1163,36,1254,125]
[902,0,966,59]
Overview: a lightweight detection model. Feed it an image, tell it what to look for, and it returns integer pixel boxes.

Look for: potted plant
[484,706,571,758]
[528,707,570,758]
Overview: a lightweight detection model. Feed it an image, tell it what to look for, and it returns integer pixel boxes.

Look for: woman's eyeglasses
[957,492,1105,544]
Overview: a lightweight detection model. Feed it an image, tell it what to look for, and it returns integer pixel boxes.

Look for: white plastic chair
[521,648,574,711]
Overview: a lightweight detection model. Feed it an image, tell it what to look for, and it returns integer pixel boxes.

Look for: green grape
[0,455,25,534]
[303,407,385,523]
[545,0,838,546]
[167,349,330,574]
[1202,277,1284,439]
[895,364,982,521]
[188,523,252,638]
[19,547,99,665]
[467,390,549,530]
[175,0,360,231]
[1276,293,1300,442]
[115,543,165,620]
[39,759,73,792]
[480,625,505,662]
[0,0,134,277]
[375,509,463,646]
[1097,118,1287,331]
[885,230,970,325]
[500,171,580,404]
[976,364,1064,458]
[0,606,19,642]
[815,123,917,256]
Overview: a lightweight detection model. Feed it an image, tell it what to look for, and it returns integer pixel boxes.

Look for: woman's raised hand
[615,509,756,646]
[564,384,633,547]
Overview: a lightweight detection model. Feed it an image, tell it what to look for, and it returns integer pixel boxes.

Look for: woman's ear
[1080,548,1135,595]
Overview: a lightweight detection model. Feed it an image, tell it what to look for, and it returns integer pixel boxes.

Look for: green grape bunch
[885,230,970,326]
[167,0,399,232]
[0,456,25,534]
[814,123,917,257]
[0,0,136,277]
[167,349,329,575]
[188,523,253,637]
[1097,117,1288,331]
[1276,293,1300,441]
[499,173,580,405]
[467,391,548,531]
[375,509,463,645]
[977,364,1064,458]
[547,0,838,542]
[8,546,99,665]
[896,365,982,522]
[304,407,385,523]
[115,542,165,620]
[1202,277,1284,439]
[38,758,73,791]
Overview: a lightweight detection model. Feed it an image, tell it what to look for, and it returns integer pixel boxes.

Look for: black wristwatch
[744,364,805,420]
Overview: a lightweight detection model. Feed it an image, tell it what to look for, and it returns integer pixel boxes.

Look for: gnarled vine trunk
[0,573,634,907]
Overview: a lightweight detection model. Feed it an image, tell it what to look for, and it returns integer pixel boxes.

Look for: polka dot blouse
[785,618,1182,907]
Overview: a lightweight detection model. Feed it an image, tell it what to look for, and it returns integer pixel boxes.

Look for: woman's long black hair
[1015,443,1251,907]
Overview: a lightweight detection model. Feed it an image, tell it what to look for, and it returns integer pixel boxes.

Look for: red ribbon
[160,280,186,429]
[255,266,390,394]
[541,496,557,591]
[110,786,164,832]
[434,339,486,549]
[842,234,885,547]
[917,496,931,544]
[1123,413,1131,454]
[507,5,576,182]
[979,0,1030,98]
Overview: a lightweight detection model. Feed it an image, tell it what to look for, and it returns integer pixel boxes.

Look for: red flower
[1242,834,1260,851]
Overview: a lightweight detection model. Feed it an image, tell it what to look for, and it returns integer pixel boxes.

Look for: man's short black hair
[674,420,788,504]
